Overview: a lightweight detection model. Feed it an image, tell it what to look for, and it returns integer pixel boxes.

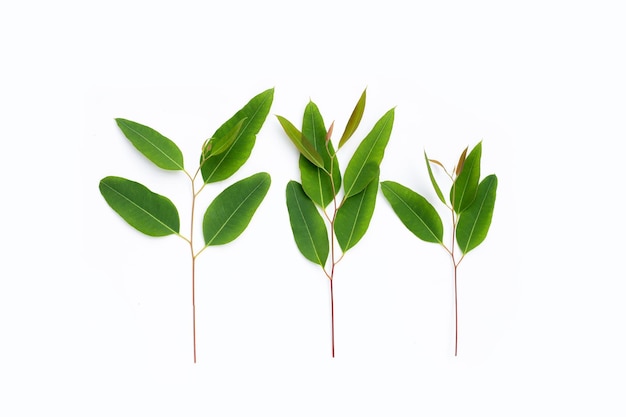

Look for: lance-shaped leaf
[99,176,180,237]
[455,146,469,177]
[115,118,184,171]
[202,172,271,246]
[201,88,274,183]
[451,142,482,213]
[277,115,325,169]
[424,151,446,205]
[335,174,379,252]
[343,108,394,198]
[299,101,341,207]
[202,118,247,162]
[285,181,329,266]
[456,174,497,254]
[381,181,443,244]
[338,88,366,149]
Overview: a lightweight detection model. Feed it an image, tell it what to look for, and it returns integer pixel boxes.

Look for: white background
[2,1,625,415]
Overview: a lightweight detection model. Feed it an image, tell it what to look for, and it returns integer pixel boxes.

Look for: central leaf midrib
[291,184,324,265]
[346,114,391,196]
[103,181,177,234]
[205,94,269,182]
[205,180,265,245]
[124,122,183,170]
[384,184,441,243]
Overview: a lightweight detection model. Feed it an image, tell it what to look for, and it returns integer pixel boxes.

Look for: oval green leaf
[300,101,341,207]
[285,181,329,266]
[201,88,274,183]
[338,88,366,149]
[99,176,180,237]
[424,151,446,205]
[451,142,482,213]
[456,174,497,254]
[380,181,443,244]
[335,174,379,252]
[115,118,184,171]
[343,108,394,198]
[202,172,271,246]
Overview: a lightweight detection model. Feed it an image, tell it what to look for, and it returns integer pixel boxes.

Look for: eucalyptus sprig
[277,89,395,357]
[381,142,497,356]
[99,88,274,363]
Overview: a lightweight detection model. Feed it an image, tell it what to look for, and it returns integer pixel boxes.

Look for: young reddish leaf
[455,146,469,177]
[326,121,335,143]
[338,88,367,149]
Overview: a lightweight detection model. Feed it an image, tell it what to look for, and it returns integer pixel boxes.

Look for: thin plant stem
[189,174,198,363]
[330,278,335,358]
[454,262,458,357]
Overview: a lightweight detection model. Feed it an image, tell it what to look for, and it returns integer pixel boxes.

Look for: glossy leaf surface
[277,115,325,169]
[115,118,184,171]
[343,108,394,198]
[285,181,329,266]
[202,118,246,161]
[424,151,446,205]
[335,175,379,252]
[338,89,366,149]
[99,176,180,237]
[381,181,443,244]
[451,142,482,213]
[456,174,497,254]
[201,88,274,183]
[202,172,271,246]
[299,101,341,207]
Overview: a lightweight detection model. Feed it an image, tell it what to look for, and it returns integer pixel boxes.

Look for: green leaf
[115,118,184,171]
[299,101,341,207]
[335,174,379,252]
[451,142,482,213]
[338,88,366,149]
[456,174,497,254]
[202,118,247,161]
[344,162,379,199]
[202,172,271,246]
[380,181,443,244]
[343,108,394,198]
[99,176,180,237]
[424,151,446,205]
[276,115,325,169]
[201,88,274,183]
[285,181,329,266]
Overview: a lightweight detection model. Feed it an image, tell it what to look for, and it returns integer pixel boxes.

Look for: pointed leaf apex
[326,121,335,142]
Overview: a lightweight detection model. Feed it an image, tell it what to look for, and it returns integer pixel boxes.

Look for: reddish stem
[454,263,458,356]
[330,278,335,358]
[192,255,197,363]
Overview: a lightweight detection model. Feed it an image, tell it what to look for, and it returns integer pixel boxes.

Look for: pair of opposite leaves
[99,87,497,359]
